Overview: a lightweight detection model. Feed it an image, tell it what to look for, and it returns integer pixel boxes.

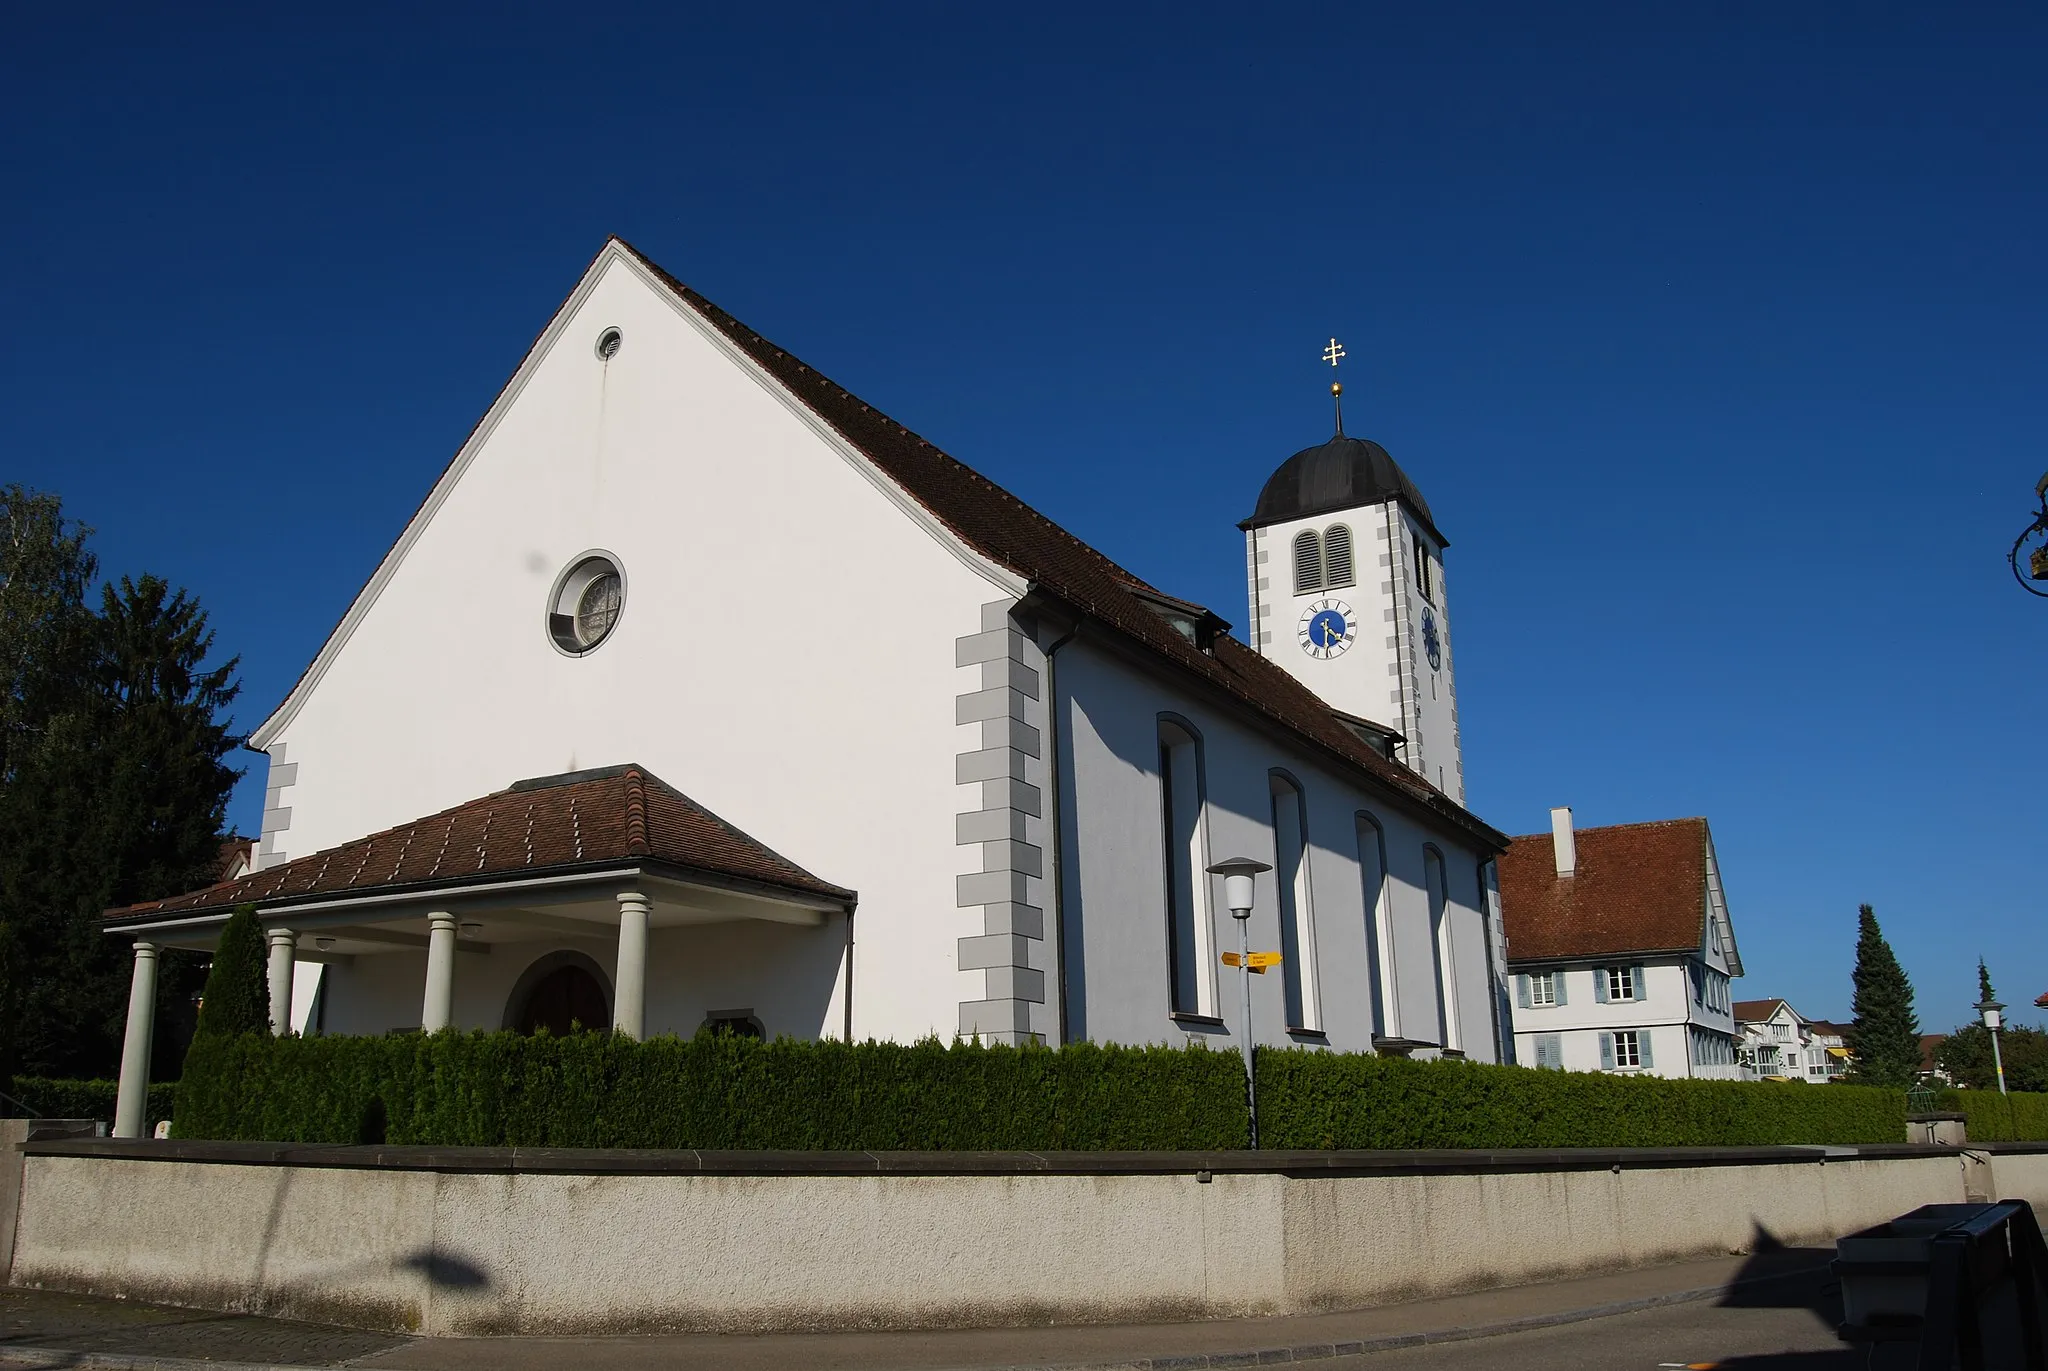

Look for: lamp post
[1208,857,1272,1149]
[2010,470,2048,598]
[1978,994,2009,1096]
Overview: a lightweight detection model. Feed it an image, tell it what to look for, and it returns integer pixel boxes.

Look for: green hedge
[176,1032,1250,1148]
[1257,1049,1906,1147]
[176,1031,1908,1150]
[5,1077,177,1125]
[1937,1089,2048,1142]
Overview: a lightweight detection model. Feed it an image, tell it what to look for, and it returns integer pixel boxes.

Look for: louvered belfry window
[1323,524,1354,588]
[1292,530,1323,595]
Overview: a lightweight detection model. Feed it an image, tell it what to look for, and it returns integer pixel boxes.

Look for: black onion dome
[1241,435,1445,546]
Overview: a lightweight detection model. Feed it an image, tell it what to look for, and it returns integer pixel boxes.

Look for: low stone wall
[12,1140,2045,1336]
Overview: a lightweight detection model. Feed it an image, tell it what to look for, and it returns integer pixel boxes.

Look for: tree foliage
[1845,904,1921,1088]
[192,906,270,1040]
[0,486,242,1080]
[1936,1023,2048,1094]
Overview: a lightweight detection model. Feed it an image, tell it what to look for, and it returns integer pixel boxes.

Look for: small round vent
[595,328,623,361]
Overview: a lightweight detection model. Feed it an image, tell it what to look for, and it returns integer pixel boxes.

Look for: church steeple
[1238,421,1464,803]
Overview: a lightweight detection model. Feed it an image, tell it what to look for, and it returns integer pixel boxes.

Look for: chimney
[1550,806,1576,878]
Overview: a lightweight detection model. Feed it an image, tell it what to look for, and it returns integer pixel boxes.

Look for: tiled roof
[611,240,1504,851]
[105,765,853,923]
[1498,818,1710,963]
[1732,998,1789,1023]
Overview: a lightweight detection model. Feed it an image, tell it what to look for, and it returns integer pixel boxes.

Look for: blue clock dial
[1421,609,1442,671]
[1297,598,1356,659]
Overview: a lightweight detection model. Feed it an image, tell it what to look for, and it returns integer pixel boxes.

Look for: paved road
[1321,1267,1899,1370]
[0,1258,1934,1371]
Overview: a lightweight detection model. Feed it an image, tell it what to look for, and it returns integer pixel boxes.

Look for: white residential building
[1734,999,1849,1082]
[1498,809,1743,1079]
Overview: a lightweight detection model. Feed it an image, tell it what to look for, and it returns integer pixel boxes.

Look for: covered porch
[102,764,857,1138]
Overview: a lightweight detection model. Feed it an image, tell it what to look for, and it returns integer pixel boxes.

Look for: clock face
[1298,598,1356,659]
[1421,608,1442,671]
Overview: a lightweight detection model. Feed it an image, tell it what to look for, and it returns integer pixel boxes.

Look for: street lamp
[1207,856,1272,1148]
[2010,470,2048,598]
[1978,993,2009,1097]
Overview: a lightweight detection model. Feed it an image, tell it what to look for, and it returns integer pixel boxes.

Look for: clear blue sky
[5,4,2043,1032]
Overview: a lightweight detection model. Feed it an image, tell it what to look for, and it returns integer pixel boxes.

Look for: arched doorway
[505,951,612,1036]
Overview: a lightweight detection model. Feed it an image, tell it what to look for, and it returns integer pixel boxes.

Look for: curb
[0,1262,1833,1371]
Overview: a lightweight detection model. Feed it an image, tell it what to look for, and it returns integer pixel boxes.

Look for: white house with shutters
[1497,809,1743,1080]
[98,237,1521,1136]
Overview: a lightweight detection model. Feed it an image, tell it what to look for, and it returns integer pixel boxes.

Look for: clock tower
[1240,431,1464,803]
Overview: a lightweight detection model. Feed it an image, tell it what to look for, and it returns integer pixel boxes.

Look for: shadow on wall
[396,1249,491,1291]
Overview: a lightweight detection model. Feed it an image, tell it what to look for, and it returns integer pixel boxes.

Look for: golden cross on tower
[1323,337,1347,434]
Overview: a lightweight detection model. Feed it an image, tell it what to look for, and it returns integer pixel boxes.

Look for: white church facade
[105,239,1515,1133]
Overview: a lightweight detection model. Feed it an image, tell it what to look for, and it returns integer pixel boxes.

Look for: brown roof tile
[1732,998,1790,1023]
[105,765,853,923]
[1499,818,1710,963]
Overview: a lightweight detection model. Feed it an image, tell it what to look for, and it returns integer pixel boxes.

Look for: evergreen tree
[191,906,269,1038]
[1845,904,1921,1088]
[0,490,242,1080]
[1979,959,1997,1006]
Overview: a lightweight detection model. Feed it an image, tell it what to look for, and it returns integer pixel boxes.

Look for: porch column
[614,891,650,1040]
[265,927,298,1035]
[422,911,458,1032]
[113,941,159,1139]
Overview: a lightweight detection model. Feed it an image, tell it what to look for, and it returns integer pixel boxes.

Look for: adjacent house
[1735,999,1848,1082]
[1498,809,1742,1079]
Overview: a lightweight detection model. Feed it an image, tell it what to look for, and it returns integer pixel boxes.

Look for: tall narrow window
[1357,814,1397,1039]
[1322,524,1354,589]
[1158,718,1215,1018]
[1414,537,1433,602]
[1292,530,1323,595]
[1270,773,1320,1034]
[1425,847,1460,1052]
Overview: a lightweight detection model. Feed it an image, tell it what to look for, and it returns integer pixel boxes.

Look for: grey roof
[1241,435,1445,546]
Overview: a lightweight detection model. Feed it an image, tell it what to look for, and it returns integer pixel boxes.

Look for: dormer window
[1293,530,1323,594]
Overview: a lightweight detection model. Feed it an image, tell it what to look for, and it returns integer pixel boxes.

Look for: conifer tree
[1846,904,1921,1088]
[191,906,270,1038]
[1979,959,1996,1006]
[0,488,242,1079]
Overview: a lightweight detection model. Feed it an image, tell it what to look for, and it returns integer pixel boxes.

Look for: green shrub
[1936,1089,2048,1142]
[176,1030,1907,1150]
[6,1077,176,1125]
[192,904,270,1039]
[1257,1050,1905,1148]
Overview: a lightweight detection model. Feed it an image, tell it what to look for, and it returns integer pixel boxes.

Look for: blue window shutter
[1516,975,1531,1010]
[1598,1033,1614,1070]
[1639,1030,1655,1071]
[1632,964,1647,1002]
[1555,972,1568,1007]
[1541,1033,1560,1069]
[1593,969,1610,1004]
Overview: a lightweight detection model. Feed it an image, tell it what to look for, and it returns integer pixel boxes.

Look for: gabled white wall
[253,249,1011,1043]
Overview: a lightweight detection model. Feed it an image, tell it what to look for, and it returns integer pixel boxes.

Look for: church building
[104,239,1514,1135]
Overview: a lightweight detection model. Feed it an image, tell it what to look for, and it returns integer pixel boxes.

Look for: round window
[547,553,627,655]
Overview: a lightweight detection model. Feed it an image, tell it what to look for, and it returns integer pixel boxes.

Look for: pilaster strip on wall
[1384,504,1424,779]
[954,600,1049,1045]
[256,744,296,871]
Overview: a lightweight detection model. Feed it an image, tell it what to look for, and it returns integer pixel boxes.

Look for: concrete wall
[15,1142,2040,1336]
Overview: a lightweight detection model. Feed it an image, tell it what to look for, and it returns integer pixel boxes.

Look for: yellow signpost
[1221,952,1283,973]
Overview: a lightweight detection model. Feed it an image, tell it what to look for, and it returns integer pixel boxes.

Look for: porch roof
[102,764,855,931]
